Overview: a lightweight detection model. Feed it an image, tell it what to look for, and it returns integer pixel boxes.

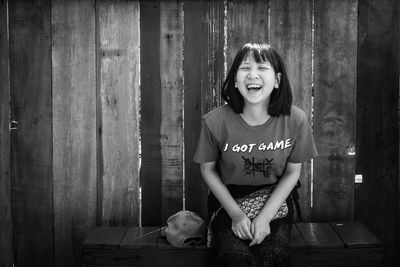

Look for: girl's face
[235,53,281,109]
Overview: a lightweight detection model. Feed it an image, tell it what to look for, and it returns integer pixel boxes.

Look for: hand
[249,216,271,247]
[231,212,253,240]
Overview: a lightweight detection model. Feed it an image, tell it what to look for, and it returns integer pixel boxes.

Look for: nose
[246,68,259,80]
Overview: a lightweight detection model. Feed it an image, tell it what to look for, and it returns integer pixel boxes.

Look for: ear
[274,73,281,88]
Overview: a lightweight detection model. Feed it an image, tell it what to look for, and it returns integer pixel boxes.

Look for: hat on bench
[163,210,206,248]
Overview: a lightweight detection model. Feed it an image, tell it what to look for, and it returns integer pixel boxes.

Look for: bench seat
[82,221,382,267]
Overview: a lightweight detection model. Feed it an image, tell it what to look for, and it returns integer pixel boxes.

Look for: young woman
[194,43,317,266]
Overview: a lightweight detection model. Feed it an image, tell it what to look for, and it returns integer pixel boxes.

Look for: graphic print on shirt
[223,138,292,179]
[242,156,275,177]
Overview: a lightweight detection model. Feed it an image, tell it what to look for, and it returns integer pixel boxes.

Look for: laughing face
[235,53,281,109]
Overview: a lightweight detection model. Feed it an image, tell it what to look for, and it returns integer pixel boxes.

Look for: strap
[291,181,302,221]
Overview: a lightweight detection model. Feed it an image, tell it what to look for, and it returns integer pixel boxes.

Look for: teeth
[247,84,262,90]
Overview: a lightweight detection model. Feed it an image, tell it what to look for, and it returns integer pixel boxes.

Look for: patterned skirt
[208,184,294,267]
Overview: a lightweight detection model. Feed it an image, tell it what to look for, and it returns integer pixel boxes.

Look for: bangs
[240,43,279,71]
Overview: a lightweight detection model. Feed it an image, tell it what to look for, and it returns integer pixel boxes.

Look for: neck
[241,103,270,126]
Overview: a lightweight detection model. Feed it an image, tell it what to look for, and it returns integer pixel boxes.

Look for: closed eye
[259,65,271,70]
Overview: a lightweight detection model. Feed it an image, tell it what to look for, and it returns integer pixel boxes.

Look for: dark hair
[221,43,292,116]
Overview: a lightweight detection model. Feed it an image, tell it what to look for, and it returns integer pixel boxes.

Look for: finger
[233,225,245,239]
[257,234,265,245]
[250,222,255,236]
[249,237,258,247]
[243,224,253,240]
[237,227,247,239]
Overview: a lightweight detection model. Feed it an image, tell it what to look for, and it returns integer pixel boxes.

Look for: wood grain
[202,0,225,113]
[52,0,96,266]
[269,0,313,222]
[183,0,225,222]
[296,222,343,248]
[226,0,269,67]
[183,0,206,220]
[355,0,399,264]
[120,227,160,249]
[312,0,357,221]
[0,0,13,266]
[9,0,53,266]
[140,0,162,226]
[289,247,383,267]
[98,0,140,226]
[82,224,383,267]
[289,224,307,248]
[83,227,128,249]
[159,1,185,222]
[330,221,381,248]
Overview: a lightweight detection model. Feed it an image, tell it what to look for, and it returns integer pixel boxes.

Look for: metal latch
[9,120,18,131]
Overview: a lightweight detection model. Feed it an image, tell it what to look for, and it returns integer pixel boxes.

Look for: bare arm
[249,162,302,246]
[200,162,253,240]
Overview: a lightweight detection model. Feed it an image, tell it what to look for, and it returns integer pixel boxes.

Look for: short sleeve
[193,119,219,163]
[288,115,318,163]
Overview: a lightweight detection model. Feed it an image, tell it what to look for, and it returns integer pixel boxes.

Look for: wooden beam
[356,0,400,265]
[159,1,185,222]
[52,0,97,266]
[0,0,13,265]
[97,0,140,226]
[313,0,357,221]
[9,0,53,265]
[226,0,269,67]
[270,0,313,222]
[184,0,225,222]
[140,0,162,226]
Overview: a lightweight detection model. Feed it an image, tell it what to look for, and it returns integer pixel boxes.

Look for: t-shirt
[193,104,318,185]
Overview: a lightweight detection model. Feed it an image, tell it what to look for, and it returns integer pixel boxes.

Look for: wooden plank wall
[0,0,13,266]
[0,0,399,266]
[269,0,313,221]
[97,0,140,227]
[159,1,184,222]
[9,0,53,266]
[140,0,163,226]
[356,0,399,265]
[313,0,358,221]
[52,0,96,266]
[184,0,225,222]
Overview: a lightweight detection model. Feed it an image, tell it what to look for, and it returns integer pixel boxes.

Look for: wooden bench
[82,221,382,267]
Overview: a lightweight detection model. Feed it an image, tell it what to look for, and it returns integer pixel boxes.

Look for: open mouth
[246,84,262,91]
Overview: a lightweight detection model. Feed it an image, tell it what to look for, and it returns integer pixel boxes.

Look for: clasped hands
[231,211,271,247]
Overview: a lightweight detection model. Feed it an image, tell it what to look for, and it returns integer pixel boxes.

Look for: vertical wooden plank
[203,0,225,113]
[9,0,53,266]
[226,0,269,67]
[183,0,204,219]
[356,0,399,265]
[396,3,399,266]
[140,0,162,226]
[159,1,184,221]
[52,0,96,266]
[98,0,140,226]
[184,0,225,221]
[313,0,357,221]
[270,0,313,222]
[0,1,13,266]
